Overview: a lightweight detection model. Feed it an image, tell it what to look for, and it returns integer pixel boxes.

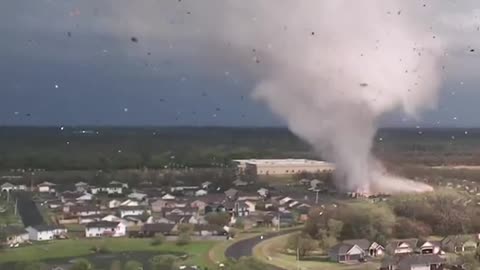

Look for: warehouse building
[233,159,334,175]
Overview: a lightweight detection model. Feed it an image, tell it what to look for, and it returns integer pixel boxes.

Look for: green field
[0,238,215,266]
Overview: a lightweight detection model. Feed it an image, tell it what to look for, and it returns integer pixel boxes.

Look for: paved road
[225,228,299,269]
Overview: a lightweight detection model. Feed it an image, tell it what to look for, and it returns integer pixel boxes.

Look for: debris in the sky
[224,71,230,76]
[60,126,64,131]
[147,52,151,56]
[123,108,129,112]
[359,83,368,87]
[118,150,122,153]
[186,11,191,15]
[201,92,207,97]
[465,131,469,135]
[54,84,59,89]
[14,112,19,115]
[160,98,165,102]
[25,113,31,117]
[131,37,138,43]
[66,141,70,145]
[397,10,402,15]
[215,107,221,112]
[67,32,72,37]
[470,49,475,52]
[311,31,315,35]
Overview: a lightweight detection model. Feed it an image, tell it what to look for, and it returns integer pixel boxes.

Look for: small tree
[151,233,165,246]
[176,232,191,245]
[286,233,318,258]
[177,223,194,234]
[205,212,230,227]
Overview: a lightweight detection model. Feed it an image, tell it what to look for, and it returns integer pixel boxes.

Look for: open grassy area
[0,238,215,266]
[253,233,379,270]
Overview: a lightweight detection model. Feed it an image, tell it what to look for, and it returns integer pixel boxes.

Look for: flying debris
[359,83,368,87]
[130,37,138,43]
[67,32,72,37]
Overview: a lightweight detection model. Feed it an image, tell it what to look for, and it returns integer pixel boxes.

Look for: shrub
[151,234,166,246]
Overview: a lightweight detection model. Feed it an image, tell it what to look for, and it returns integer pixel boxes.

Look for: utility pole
[277,212,280,231]
[296,247,300,270]
[315,190,319,204]
[14,198,18,216]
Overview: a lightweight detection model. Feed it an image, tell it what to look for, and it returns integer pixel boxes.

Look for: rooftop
[233,159,334,167]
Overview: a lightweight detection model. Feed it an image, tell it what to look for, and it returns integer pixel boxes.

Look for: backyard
[0,238,215,267]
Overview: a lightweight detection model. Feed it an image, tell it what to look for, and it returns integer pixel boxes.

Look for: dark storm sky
[1,0,479,127]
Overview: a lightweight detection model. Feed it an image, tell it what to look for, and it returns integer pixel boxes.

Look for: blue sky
[1,0,480,127]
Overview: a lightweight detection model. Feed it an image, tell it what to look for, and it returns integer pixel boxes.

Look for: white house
[109,181,129,188]
[201,181,212,189]
[68,205,101,217]
[127,192,147,201]
[37,181,56,193]
[90,185,123,195]
[26,225,67,241]
[257,188,269,197]
[195,189,208,197]
[1,182,16,192]
[101,214,126,223]
[76,193,93,201]
[85,221,126,238]
[75,181,89,192]
[162,193,176,200]
[119,206,146,218]
[3,226,29,245]
[108,199,121,209]
[120,199,139,207]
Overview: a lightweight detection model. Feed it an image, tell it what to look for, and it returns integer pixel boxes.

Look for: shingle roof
[343,239,371,250]
[330,243,356,255]
[30,224,65,232]
[85,221,119,228]
[398,254,445,270]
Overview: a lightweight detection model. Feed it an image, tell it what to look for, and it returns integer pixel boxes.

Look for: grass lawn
[0,238,215,266]
[253,233,379,270]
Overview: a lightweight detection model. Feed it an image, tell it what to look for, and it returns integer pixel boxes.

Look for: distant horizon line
[0,125,479,130]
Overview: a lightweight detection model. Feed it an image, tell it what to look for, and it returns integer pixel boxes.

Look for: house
[79,214,105,224]
[76,193,93,201]
[85,221,126,237]
[154,217,176,224]
[195,189,208,197]
[386,239,418,255]
[257,188,269,197]
[418,240,442,254]
[124,215,154,226]
[165,207,199,217]
[441,235,478,253]
[75,181,89,192]
[108,199,122,209]
[343,239,384,257]
[119,206,146,218]
[162,193,176,200]
[47,200,63,209]
[101,214,127,223]
[272,212,296,227]
[233,179,248,187]
[224,201,249,217]
[329,243,365,263]
[68,205,101,217]
[1,226,29,245]
[244,200,257,212]
[201,181,212,189]
[381,254,445,270]
[110,181,129,188]
[61,191,82,202]
[26,225,67,241]
[1,182,16,192]
[104,184,123,195]
[128,192,147,201]
[142,223,176,236]
[37,181,56,193]
[193,224,225,236]
[190,200,208,212]
[120,199,140,207]
[224,188,238,200]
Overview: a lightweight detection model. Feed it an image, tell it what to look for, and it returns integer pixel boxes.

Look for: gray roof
[85,221,119,228]
[387,238,418,251]
[330,243,356,255]
[224,188,238,197]
[398,254,445,270]
[343,239,371,250]
[30,224,65,232]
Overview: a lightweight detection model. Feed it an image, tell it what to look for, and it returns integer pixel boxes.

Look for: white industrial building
[233,159,334,175]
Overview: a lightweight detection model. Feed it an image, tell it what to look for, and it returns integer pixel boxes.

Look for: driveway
[225,228,299,269]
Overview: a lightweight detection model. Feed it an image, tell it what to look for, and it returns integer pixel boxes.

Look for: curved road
[225,228,299,269]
